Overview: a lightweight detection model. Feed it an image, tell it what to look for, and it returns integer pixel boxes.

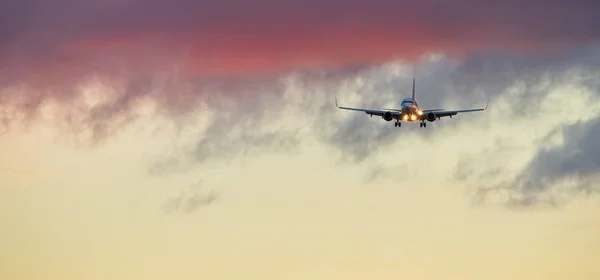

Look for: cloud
[146,47,600,209]
[446,47,600,207]
[486,116,600,207]
[1,0,599,84]
[1,3,600,208]
[162,180,219,214]
[1,0,598,147]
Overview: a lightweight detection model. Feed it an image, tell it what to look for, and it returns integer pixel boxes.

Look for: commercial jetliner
[335,79,488,127]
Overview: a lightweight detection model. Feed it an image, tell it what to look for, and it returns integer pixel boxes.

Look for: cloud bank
[2,0,599,82]
[3,46,600,207]
[1,0,600,208]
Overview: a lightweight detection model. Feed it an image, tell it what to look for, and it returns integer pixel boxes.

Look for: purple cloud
[1,0,598,81]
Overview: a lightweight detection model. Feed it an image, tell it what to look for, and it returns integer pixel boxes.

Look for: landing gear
[395,121,401,127]
[420,122,427,128]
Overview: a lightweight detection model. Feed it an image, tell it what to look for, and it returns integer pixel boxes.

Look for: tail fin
[411,78,416,100]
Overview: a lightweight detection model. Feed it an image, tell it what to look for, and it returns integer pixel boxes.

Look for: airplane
[335,79,488,128]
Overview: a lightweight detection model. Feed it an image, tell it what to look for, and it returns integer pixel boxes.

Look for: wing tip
[484,100,489,110]
[335,97,339,108]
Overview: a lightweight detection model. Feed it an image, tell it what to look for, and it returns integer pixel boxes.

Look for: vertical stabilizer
[411,78,416,100]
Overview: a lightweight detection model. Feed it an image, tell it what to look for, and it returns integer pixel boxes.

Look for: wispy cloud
[162,180,219,214]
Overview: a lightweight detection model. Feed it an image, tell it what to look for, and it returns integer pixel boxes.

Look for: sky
[1,0,600,279]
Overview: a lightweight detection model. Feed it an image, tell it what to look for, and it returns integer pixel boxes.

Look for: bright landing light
[403,115,408,120]
[411,115,417,121]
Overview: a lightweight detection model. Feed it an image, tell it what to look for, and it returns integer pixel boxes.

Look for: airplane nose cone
[400,106,419,121]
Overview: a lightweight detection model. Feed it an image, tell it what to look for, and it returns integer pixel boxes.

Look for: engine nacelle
[382,111,394,121]
[426,112,436,122]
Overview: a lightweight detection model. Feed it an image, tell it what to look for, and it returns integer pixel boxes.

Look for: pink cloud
[1,0,598,80]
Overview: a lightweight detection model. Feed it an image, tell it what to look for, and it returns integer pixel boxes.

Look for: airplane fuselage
[398,97,423,122]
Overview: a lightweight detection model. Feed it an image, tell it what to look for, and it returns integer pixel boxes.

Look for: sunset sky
[2,0,600,279]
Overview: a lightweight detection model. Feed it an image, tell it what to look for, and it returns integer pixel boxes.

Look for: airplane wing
[423,101,488,119]
[335,98,399,118]
[383,108,445,113]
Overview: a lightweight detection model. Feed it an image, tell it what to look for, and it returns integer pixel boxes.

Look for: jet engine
[382,111,394,121]
[426,112,436,122]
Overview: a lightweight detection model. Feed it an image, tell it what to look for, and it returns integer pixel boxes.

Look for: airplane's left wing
[335,98,399,119]
[422,101,489,119]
